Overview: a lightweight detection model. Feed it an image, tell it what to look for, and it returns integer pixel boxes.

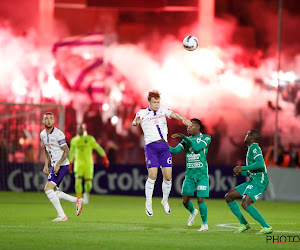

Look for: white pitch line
[216,223,300,234]
[1,223,299,233]
[0,225,189,231]
[0,226,25,228]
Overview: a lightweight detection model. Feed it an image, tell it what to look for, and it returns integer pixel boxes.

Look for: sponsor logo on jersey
[148,116,163,121]
[187,153,200,160]
[187,162,203,168]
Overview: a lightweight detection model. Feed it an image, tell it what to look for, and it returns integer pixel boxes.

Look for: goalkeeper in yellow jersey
[69,124,109,204]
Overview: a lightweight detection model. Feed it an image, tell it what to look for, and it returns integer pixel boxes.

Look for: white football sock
[55,191,77,203]
[83,193,90,204]
[145,178,156,200]
[45,190,66,217]
[162,179,172,201]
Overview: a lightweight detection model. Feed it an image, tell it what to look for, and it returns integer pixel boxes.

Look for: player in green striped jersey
[169,119,211,231]
[225,130,273,234]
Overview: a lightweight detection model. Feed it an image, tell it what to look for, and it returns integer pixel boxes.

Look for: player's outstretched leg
[45,183,67,222]
[225,188,250,233]
[242,196,272,234]
[56,190,77,203]
[198,198,208,231]
[183,196,198,226]
[145,177,155,216]
[55,190,83,216]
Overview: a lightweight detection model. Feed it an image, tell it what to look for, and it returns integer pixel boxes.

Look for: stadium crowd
[1,100,300,168]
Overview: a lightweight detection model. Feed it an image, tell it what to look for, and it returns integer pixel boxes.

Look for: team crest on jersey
[253,148,257,154]
[196,138,201,143]
[148,160,151,165]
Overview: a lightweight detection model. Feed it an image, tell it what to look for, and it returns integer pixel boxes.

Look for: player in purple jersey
[40,112,83,222]
[133,91,192,217]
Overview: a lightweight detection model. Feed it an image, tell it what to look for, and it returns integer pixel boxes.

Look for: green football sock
[227,201,248,224]
[198,202,207,225]
[183,201,195,214]
[246,205,269,228]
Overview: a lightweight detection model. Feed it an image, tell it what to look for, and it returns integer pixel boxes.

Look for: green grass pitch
[0,192,299,249]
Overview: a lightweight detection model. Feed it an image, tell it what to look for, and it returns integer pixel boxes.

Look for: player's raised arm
[43,147,50,175]
[169,144,184,155]
[170,112,192,127]
[132,110,144,126]
[181,134,211,151]
[132,116,142,126]
[172,132,211,152]
[91,137,110,168]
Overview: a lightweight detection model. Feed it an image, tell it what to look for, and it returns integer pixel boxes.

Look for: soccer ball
[183,35,198,51]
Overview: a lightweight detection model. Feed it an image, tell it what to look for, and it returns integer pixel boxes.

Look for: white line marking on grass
[2,223,299,233]
[0,225,196,231]
[0,226,25,228]
[216,223,300,234]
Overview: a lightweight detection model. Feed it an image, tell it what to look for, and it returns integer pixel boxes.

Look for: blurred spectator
[252,109,263,132]
[65,101,77,140]
[267,100,282,111]
[229,136,247,166]
[264,144,290,167]
[25,144,34,163]
[286,143,300,168]
[294,90,300,116]
[122,122,140,164]
[207,125,222,165]
[84,104,103,140]
[0,140,9,162]
[102,133,119,163]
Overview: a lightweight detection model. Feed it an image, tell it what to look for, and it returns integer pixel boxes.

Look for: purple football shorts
[144,141,172,168]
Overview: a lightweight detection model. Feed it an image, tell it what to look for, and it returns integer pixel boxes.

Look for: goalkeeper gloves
[103,155,110,168]
[68,162,73,173]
